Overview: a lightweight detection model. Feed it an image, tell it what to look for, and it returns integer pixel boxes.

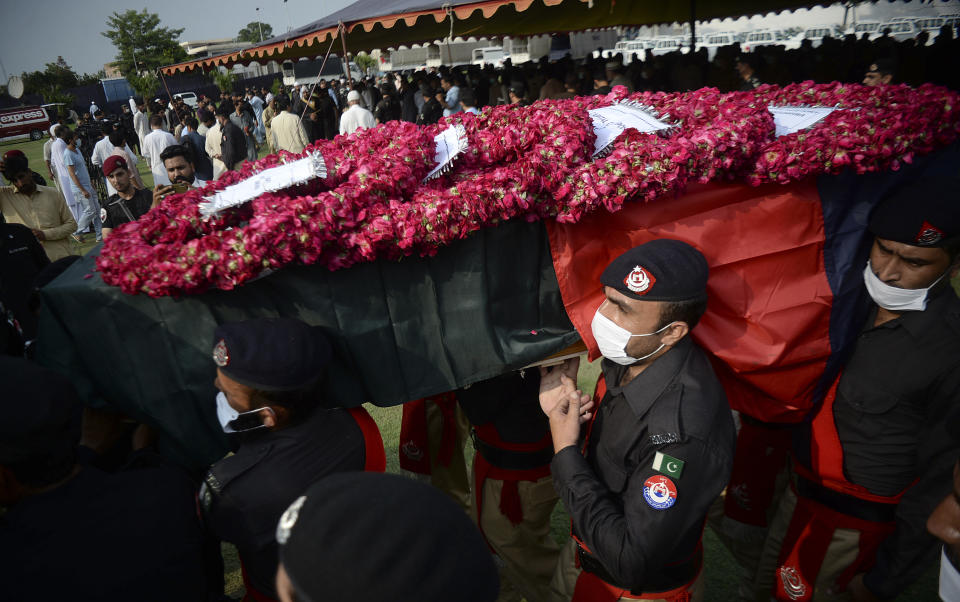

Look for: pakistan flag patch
[652,451,684,478]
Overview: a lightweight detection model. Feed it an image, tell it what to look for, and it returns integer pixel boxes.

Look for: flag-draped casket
[37,83,960,468]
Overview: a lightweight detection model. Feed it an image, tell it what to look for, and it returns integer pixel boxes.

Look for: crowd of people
[0,21,959,602]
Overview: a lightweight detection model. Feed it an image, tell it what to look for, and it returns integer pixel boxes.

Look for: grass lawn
[2,137,942,601]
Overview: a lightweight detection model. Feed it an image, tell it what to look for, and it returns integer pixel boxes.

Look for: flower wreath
[97,82,960,297]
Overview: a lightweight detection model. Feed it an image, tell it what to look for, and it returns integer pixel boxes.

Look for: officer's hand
[539,357,580,416]
[547,383,590,452]
[31,228,46,241]
[844,574,884,602]
[131,424,156,451]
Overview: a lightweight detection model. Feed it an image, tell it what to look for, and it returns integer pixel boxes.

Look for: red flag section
[547,179,832,423]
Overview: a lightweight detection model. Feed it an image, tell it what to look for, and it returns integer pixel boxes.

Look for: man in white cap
[338,90,375,136]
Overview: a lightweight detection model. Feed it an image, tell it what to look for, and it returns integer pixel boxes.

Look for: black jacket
[220,120,247,170]
[201,405,366,597]
[552,336,736,593]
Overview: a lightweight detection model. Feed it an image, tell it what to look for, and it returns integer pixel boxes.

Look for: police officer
[541,238,736,601]
[458,371,559,602]
[0,357,207,601]
[274,472,499,602]
[201,317,385,600]
[759,180,960,601]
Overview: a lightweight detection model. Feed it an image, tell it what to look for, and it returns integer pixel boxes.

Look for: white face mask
[215,391,269,434]
[862,260,946,312]
[591,307,675,366]
[941,547,960,602]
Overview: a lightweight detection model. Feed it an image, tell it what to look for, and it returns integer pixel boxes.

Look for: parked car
[471,46,507,68]
[871,20,918,43]
[648,37,689,57]
[742,30,790,52]
[849,21,882,38]
[173,92,198,108]
[912,16,945,44]
[612,39,655,63]
[787,26,836,49]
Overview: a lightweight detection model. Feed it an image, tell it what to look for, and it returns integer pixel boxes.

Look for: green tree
[237,22,273,44]
[102,9,188,76]
[128,71,159,100]
[22,57,79,95]
[212,70,237,94]
[354,52,377,76]
[77,70,107,86]
[20,57,83,104]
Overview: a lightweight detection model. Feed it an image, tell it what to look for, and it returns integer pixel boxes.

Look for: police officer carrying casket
[540,239,736,602]
[200,317,385,601]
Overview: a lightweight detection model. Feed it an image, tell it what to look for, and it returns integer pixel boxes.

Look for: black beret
[601,239,708,302]
[277,472,499,602]
[212,318,331,391]
[0,357,80,473]
[869,178,960,247]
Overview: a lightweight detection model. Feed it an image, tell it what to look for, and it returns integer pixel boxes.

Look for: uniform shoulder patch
[652,451,685,478]
[643,475,678,510]
[649,432,680,446]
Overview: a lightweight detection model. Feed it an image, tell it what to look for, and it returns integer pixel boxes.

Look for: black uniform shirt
[552,336,736,592]
[0,463,206,602]
[0,222,49,338]
[834,285,960,598]
[102,188,153,230]
[202,405,366,597]
[220,120,247,169]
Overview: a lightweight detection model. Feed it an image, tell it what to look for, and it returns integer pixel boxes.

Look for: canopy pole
[340,22,353,88]
[158,68,186,124]
[298,27,341,126]
[444,5,454,66]
[689,0,696,51]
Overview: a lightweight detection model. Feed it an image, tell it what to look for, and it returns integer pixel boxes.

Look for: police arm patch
[643,475,678,510]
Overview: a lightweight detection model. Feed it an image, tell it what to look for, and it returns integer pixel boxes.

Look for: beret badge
[914,221,944,246]
[212,339,230,367]
[276,495,307,545]
[624,265,655,295]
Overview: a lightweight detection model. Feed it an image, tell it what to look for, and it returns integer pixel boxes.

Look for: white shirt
[205,122,225,179]
[142,128,177,186]
[91,137,117,194]
[339,104,376,136]
[134,110,150,143]
[50,138,78,216]
[89,102,100,115]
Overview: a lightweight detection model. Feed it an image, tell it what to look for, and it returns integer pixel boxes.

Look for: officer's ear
[259,406,281,430]
[660,321,690,347]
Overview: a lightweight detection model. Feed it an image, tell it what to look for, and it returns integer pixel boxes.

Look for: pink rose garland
[96,83,960,298]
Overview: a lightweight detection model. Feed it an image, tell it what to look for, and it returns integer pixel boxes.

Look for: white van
[173,92,198,108]
[471,47,507,67]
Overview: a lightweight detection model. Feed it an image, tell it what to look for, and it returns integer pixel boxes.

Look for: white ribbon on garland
[768,105,838,137]
[199,152,328,217]
[588,101,674,157]
[423,124,468,181]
